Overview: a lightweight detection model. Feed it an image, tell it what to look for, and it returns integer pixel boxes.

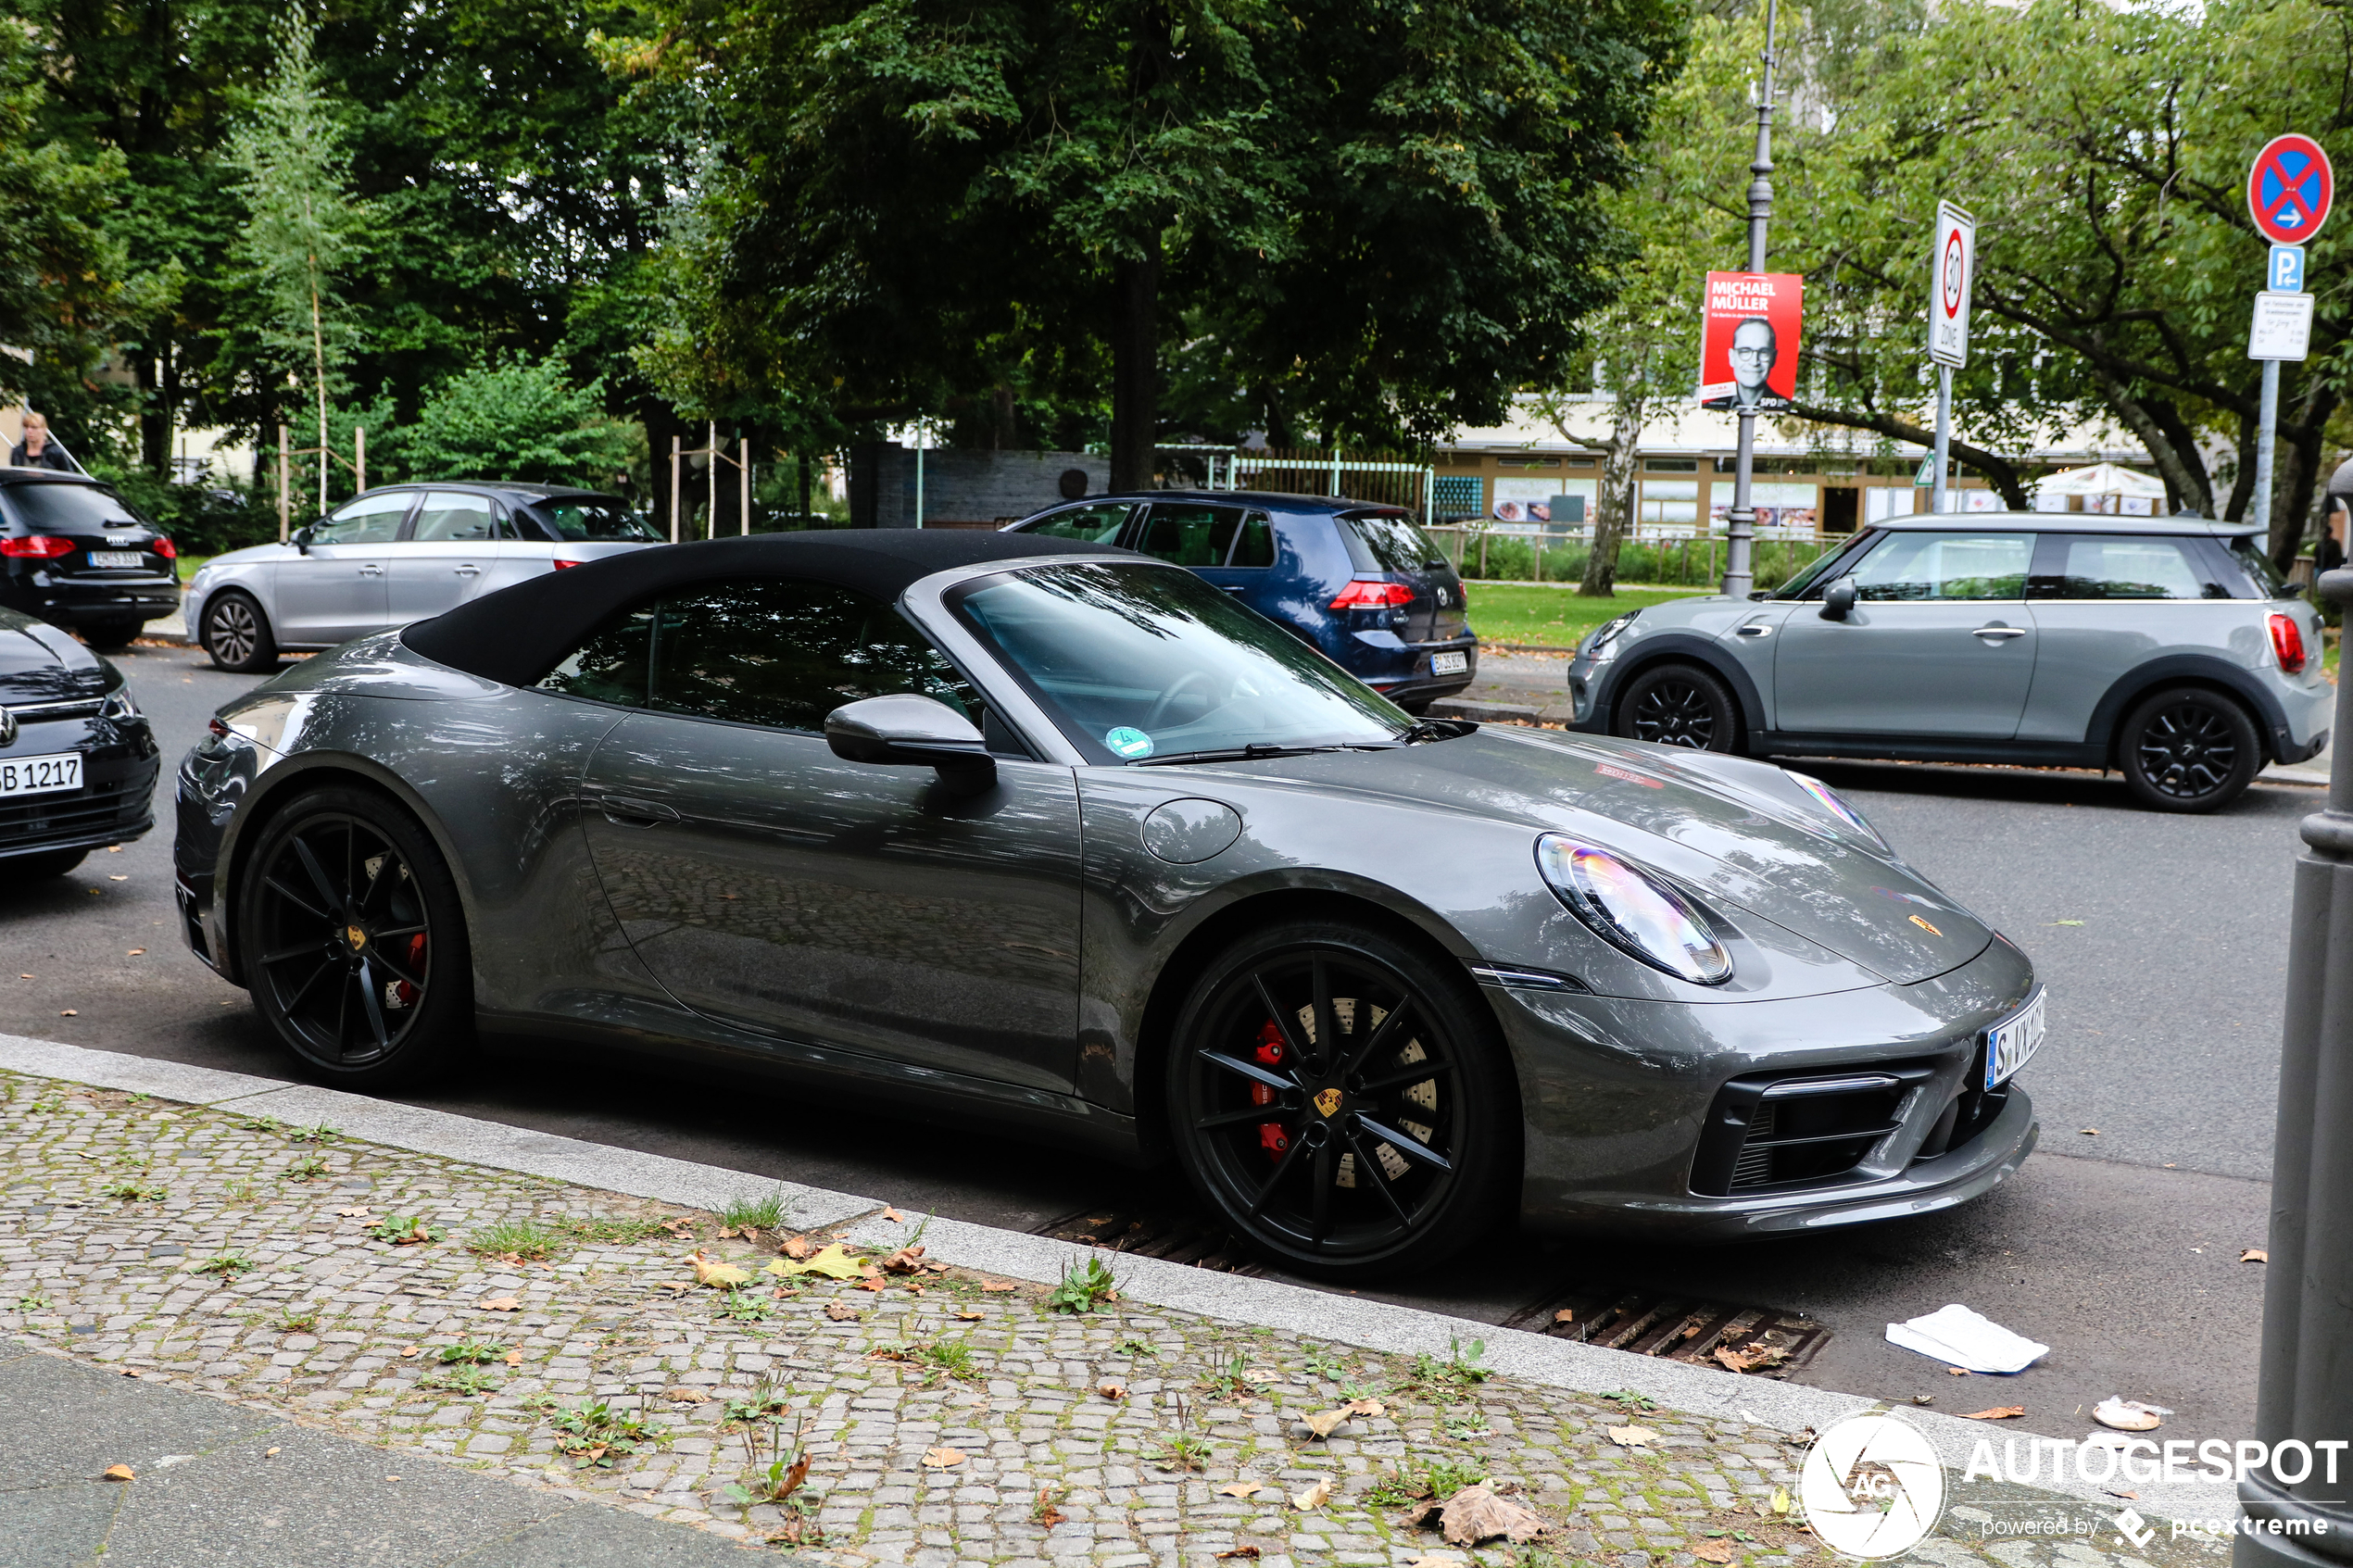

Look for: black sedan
[0,606,159,876]
[0,471,181,649]
[173,530,2040,1277]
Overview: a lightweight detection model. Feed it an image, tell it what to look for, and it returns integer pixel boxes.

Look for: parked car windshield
[948,561,1410,764]
[529,497,658,542]
[5,483,142,533]
[1339,511,1438,573]
[1772,531,1876,599]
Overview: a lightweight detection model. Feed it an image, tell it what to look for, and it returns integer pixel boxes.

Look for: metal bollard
[2239,566,2353,1568]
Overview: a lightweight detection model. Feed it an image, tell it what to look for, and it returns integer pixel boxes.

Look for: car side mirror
[1819,579,1856,621]
[290,524,316,554]
[824,693,996,793]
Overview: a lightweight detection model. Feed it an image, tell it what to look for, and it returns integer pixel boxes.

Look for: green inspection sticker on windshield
[1105,726,1155,759]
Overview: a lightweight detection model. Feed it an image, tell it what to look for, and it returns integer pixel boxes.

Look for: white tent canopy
[2032,462,2167,499]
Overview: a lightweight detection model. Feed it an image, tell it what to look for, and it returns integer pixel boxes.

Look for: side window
[1021,502,1135,543]
[536,605,653,707]
[1136,503,1246,567]
[2030,533,2225,600]
[315,491,411,545]
[409,492,497,543]
[1847,531,2032,601]
[1229,511,1276,568]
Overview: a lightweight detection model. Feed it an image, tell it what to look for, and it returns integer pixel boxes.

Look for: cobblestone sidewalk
[0,1070,2226,1568]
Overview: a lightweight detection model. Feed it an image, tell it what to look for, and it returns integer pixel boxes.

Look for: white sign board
[2249,292,2316,361]
[1929,201,1977,367]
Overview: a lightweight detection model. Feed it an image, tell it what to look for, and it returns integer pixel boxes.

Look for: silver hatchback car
[187,483,659,671]
[1565,514,2331,811]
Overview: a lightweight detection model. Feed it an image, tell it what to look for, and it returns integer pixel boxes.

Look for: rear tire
[1165,919,1517,1280]
[82,618,141,651]
[202,591,278,673]
[1612,662,1741,752]
[236,784,473,1089]
[4,847,88,878]
[2118,685,2260,813]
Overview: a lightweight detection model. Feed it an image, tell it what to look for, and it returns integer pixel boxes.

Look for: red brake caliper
[395,933,426,1008]
[1253,1020,1290,1160]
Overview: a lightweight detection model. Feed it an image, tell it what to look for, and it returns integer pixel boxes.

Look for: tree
[225,2,364,516]
[629,0,1683,484]
[403,358,639,487]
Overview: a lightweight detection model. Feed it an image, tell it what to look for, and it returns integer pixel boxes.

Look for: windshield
[949,561,1411,764]
[5,483,142,534]
[1773,531,1877,599]
[1340,511,1437,573]
[531,497,658,542]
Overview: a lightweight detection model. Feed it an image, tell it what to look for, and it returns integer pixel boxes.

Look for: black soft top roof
[401,527,1130,689]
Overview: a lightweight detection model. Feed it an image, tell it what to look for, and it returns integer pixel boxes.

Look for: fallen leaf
[824,1302,860,1322]
[1431,1484,1543,1546]
[1216,1549,1261,1561]
[717,1225,742,1240]
[1692,1539,1737,1563]
[660,1217,694,1237]
[479,1297,521,1312]
[856,1276,887,1293]
[665,1386,712,1403]
[1606,1425,1657,1448]
[108,874,127,882]
[1290,1478,1333,1512]
[265,1448,280,1457]
[2080,1128,2099,1135]
[2243,1248,2270,1263]
[655,1280,691,1294]
[1959,1406,2027,1421]
[102,1464,134,1482]
[1099,1382,1127,1400]
[981,1280,1018,1293]
[502,1348,522,1366]
[1341,1399,1385,1417]
[1713,1342,1791,1375]
[775,1244,864,1281]
[955,1308,983,1321]
[922,1447,966,1469]
[1241,1368,1278,1384]
[399,1345,421,1359]
[1404,1557,1458,1568]
[882,1207,904,1222]
[1300,1408,1349,1438]
[1553,1309,1575,1324]
[384,1475,401,1483]
[335,1206,371,1218]
[1218,1480,1268,1498]
[2111,1490,2140,1500]
[1770,1487,1790,1515]
[2093,1398,2171,1432]
[58,1010,75,1017]
[1947,1367,1969,1375]
[781,1236,815,1260]
[1035,1486,1066,1529]
[127,948,145,956]
[879,1246,927,1274]
[689,1252,750,1288]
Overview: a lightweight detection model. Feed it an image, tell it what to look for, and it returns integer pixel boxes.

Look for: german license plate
[1984,989,2045,1088]
[1431,650,1468,676]
[0,752,82,797]
[86,551,145,570]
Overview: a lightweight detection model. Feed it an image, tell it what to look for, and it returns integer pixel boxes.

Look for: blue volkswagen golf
[1002,492,1478,711]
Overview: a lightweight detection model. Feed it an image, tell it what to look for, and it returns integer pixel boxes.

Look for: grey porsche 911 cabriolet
[174,529,2042,1276]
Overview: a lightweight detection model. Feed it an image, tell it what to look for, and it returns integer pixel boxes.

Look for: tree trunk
[639,395,685,535]
[2221,409,2259,523]
[2273,382,2340,571]
[799,450,814,528]
[1108,235,1163,493]
[1582,393,1644,596]
[2091,369,2212,518]
[137,351,169,474]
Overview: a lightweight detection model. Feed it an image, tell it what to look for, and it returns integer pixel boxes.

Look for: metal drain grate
[1501,1282,1829,1376]
[1032,1205,1266,1275]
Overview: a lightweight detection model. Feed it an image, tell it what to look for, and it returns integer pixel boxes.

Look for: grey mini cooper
[1566,514,2331,811]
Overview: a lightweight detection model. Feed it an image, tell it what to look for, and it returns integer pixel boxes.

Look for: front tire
[202,591,278,673]
[236,785,472,1089]
[2118,685,2260,812]
[1165,920,1516,1279]
[1612,662,1741,752]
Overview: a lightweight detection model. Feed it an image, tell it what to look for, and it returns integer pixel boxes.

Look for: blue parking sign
[2271,244,2307,293]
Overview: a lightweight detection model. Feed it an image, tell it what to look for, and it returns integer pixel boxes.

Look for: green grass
[719,1187,789,1232]
[1463,583,1702,649]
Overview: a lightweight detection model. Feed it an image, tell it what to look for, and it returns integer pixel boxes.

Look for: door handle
[1734,623,1772,637]
[598,795,680,826]
[453,565,480,576]
[357,563,384,576]
[1973,625,2028,641]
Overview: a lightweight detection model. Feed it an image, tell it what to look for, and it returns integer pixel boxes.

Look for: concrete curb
[0,1033,2239,1524]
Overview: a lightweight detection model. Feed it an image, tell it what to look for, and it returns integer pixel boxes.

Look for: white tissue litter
[2092,1398,2173,1431]
[1884,1304,2050,1374]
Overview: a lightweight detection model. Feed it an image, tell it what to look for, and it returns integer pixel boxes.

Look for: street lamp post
[1720,0,1780,601]
[2239,561,2353,1568]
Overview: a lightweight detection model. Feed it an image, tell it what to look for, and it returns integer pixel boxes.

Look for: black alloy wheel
[1613,663,1739,752]
[203,591,278,673]
[1167,922,1514,1277]
[2119,685,2260,813]
[238,786,472,1087]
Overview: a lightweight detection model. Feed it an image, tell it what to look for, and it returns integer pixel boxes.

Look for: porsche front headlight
[1537,834,1732,985]
[1788,771,1888,852]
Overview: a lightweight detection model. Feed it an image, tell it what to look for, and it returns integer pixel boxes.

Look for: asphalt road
[0,638,2295,1449]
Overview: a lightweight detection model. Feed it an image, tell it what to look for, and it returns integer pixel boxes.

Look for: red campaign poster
[1696,271,1805,411]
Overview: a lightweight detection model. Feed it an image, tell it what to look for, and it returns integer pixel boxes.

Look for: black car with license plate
[0,471,182,650]
[0,605,158,877]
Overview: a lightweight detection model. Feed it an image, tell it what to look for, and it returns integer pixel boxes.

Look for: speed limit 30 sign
[1929,200,1976,367]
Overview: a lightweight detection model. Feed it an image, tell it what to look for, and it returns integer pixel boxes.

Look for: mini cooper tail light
[2270,612,2308,674]
[1329,579,1414,610]
[152,536,177,559]
[1,534,74,558]
[1536,834,1733,985]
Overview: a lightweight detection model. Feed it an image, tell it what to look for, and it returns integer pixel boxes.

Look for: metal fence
[1155,446,1435,521]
